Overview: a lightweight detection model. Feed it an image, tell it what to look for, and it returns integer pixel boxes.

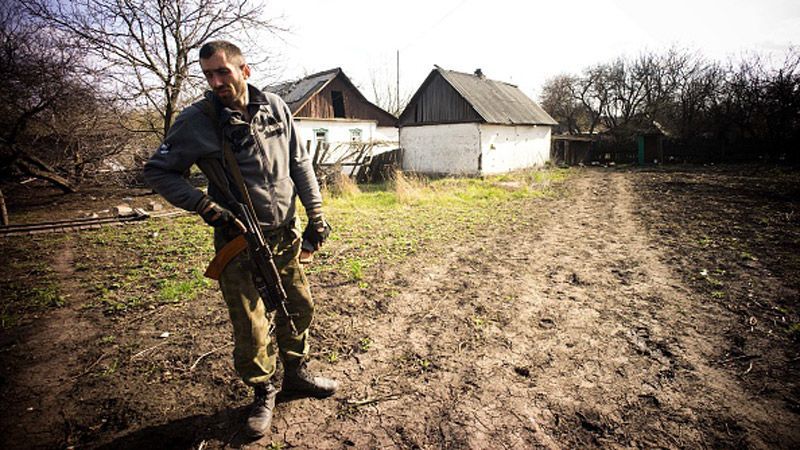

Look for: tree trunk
[15,154,76,193]
[0,188,8,226]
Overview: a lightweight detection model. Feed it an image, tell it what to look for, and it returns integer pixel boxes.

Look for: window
[331,90,346,118]
[314,128,328,144]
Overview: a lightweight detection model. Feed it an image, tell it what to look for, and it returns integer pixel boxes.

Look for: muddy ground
[1,166,799,449]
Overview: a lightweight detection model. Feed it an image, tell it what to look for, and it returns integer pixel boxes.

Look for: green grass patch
[1,234,69,329]
[158,268,212,303]
[313,168,569,280]
[76,215,214,313]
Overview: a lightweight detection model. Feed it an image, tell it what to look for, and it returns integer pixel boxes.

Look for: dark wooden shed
[551,135,594,166]
[269,68,396,127]
[637,131,664,164]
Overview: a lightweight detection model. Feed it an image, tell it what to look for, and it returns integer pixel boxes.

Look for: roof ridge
[303,67,341,79]
[436,66,518,88]
[283,67,341,84]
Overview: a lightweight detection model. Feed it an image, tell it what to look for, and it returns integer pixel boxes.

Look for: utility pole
[396,49,400,116]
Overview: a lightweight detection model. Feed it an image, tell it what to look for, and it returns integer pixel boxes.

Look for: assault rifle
[236,198,298,335]
[199,159,299,335]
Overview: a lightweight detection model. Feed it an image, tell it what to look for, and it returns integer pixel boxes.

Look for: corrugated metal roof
[266,68,341,113]
[437,68,558,126]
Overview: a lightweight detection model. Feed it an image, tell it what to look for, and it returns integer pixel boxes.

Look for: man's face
[200,51,250,109]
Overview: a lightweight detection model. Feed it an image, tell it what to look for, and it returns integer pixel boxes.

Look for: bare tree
[634,49,691,124]
[573,64,612,135]
[368,66,411,117]
[762,49,800,159]
[23,0,285,139]
[539,74,587,134]
[670,56,723,139]
[0,2,83,192]
[0,2,158,193]
[550,47,800,162]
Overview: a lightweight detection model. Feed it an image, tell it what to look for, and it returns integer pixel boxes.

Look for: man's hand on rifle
[196,195,246,234]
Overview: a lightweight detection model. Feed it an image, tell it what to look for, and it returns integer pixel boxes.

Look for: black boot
[282,359,338,399]
[245,383,277,438]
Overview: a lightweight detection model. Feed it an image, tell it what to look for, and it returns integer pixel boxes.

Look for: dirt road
[2,168,798,449]
[252,168,797,449]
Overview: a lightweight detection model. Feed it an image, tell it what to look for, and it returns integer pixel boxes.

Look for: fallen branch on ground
[75,351,111,379]
[344,393,401,408]
[189,343,232,371]
[130,340,169,361]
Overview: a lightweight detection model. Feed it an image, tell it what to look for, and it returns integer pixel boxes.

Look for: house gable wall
[295,75,396,127]
[399,73,482,126]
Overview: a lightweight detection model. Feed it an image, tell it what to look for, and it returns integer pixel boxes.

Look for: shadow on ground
[96,405,254,449]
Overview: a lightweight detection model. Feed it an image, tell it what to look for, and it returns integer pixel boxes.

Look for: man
[144,40,337,438]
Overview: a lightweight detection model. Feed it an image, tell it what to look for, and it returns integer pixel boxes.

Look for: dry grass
[323,169,361,198]
[390,170,429,204]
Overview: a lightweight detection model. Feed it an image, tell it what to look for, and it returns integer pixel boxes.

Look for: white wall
[374,126,399,155]
[295,118,374,152]
[400,123,481,175]
[479,124,551,175]
[295,119,400,161]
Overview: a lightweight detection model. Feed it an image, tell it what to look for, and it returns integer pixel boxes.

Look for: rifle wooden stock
[204,234,247,280]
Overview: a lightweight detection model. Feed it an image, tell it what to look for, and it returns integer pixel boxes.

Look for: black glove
[195,195,238,229]
[302,214,332,250]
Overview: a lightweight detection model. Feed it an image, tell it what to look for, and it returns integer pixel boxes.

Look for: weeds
[100,358,119,377]
[789,323,800,339]
[324,170,361,198]
[346,258,365,281]
[158,268,211,303]
[327,350,339,364]
[698,236,713,247]
[1,235,67,328]
[358,337,372,352]
[77,216,214,313]
[391,170,428,204]
[0,312,18,329]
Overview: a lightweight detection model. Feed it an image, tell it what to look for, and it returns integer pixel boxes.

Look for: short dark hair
[199,40,244,64]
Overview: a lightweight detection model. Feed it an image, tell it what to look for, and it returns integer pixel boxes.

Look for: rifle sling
[221,139,261,223]
[196,98,264,279]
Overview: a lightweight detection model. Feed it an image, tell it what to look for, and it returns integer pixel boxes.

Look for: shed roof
[402,67,558,126]
[267,68,341,114]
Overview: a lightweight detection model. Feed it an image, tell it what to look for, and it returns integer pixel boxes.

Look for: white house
[268,68,398,167]
[398,67,558,175]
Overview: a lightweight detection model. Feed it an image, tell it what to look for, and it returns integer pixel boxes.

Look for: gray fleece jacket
[144,85,322,230]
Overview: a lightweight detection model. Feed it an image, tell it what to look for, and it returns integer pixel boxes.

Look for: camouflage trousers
[214,221,313,386]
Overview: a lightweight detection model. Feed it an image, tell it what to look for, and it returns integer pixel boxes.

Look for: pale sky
[262,0,799,105]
